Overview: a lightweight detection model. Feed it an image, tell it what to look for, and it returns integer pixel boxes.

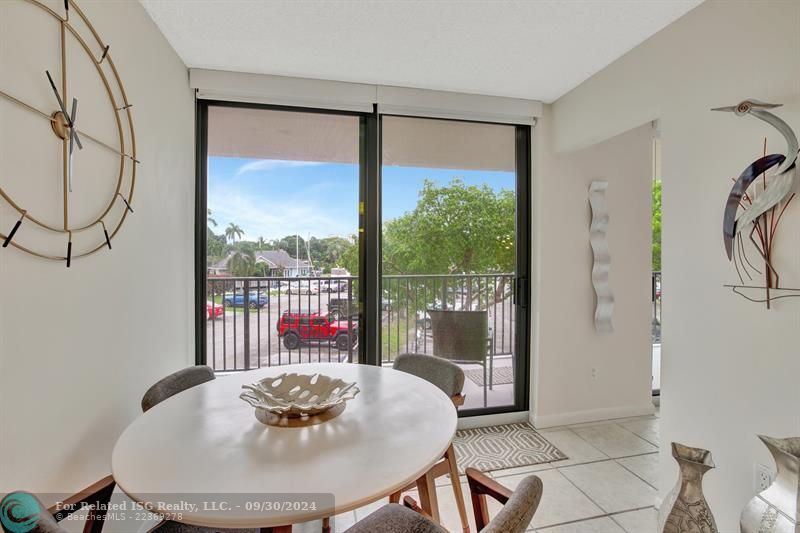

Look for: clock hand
[45,70,82,149]
[68,97,78,192]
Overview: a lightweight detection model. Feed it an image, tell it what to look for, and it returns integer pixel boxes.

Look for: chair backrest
[427,309,488,364]
[141,365,215,412]
[0,477,116,533]
[484,475,543,533]
[393,353,465,397]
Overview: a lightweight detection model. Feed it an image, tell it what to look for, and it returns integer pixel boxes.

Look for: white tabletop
[112,363,457,528]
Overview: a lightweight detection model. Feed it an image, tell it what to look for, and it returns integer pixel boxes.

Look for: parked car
[327,297,359,321]
[222,291,268,309]
[207,301,223,320]
[321,279,348,293]
[276,312,358,351]
[287,280,320,295]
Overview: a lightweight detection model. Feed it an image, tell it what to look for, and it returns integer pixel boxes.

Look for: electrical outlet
[591,368,598,380]
[755,463,774,492]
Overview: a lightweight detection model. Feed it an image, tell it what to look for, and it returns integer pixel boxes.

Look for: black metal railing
[381,274,515,364]
[652,271,661,343]
[205,273,515,372]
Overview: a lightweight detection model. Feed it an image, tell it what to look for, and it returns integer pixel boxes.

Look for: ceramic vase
[659,442,718,533]
[740,436,800,533]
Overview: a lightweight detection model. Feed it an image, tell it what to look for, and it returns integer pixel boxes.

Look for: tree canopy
[382,179,515,275]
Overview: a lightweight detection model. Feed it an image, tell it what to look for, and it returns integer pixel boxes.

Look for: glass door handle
[514,277,528,308]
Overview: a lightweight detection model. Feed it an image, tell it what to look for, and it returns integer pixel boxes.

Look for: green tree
[256,236,267,250]
[339,235,359,276]
[225,223,244,244]
[382,179,515,275]
[207,208,217,228]
[228,249,255,276]
[652,180,662,272]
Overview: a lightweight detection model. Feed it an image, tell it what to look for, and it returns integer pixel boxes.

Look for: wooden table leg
[260,526,292,533]
[416,472,440,523]
[389,490,402,504]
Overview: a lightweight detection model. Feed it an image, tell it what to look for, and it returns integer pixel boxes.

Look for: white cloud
[208,188,357,241]
[235,159,324,176]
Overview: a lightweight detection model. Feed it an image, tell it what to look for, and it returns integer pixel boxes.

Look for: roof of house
[255,249,311,269]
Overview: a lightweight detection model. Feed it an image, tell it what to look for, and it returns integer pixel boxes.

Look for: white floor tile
[535,516,625,532]
[616,453,659,488]
[619,418,660,447]
[491,462,554,478]
[534,429,608,466]
[611,507,658,533]
[518,469,606,529]
[559,461,656,513]
[572,424,657,458]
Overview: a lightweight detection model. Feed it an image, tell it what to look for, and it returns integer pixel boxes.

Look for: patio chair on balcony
[427,309,492,407]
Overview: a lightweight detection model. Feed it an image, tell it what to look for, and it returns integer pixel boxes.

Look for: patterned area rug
[453,423,567,474]
[464,366,514,387]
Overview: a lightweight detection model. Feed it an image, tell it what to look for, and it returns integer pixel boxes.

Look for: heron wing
[723,153,784,259]
[734,164,797,234]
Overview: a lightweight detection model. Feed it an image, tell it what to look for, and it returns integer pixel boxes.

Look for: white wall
[530,112,655,428]
[0,0,194,495]
[551,0,800,529]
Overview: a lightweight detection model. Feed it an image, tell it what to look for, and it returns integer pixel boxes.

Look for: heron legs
[747,223,780,288]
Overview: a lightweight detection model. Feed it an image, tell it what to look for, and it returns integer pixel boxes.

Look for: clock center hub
[50,110,68,140]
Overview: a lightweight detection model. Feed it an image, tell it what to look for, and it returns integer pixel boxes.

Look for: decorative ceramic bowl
[240,373,360,420]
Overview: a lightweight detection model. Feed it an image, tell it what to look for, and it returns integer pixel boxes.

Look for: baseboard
[457,410,530,430]
[530,403,656,429]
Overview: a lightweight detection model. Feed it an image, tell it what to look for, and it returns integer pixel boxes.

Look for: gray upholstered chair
[141,367,258,533]
[346,468,543,533]
[391,353,468,532]
[0,476,116,533]
[427,309,492,407]
[393,353,465,406]
[141,365,215,412]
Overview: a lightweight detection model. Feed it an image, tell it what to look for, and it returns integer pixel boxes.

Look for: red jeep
[277,312,358,351]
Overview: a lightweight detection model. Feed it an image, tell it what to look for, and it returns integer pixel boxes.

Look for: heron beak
[748,99,782,109]
[710,105,737,112]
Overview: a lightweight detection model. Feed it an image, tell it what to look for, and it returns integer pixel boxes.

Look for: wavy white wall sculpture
[589,181,614,333]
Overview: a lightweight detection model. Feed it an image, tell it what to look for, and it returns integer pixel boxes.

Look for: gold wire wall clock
[0,0,137,267]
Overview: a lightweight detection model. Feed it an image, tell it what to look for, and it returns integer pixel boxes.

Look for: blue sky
[208,157,515,241]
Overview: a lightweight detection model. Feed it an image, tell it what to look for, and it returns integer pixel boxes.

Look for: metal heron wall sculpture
[715,99,799,308]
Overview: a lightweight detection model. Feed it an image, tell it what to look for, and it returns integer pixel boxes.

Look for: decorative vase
[740,436,800,533]
[659,442,718,533]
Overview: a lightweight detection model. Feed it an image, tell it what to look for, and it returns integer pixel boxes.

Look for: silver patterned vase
[740,436,800,533]
[659,442,718,533]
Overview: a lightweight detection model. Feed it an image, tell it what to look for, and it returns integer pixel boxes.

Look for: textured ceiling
[140,0,702,103]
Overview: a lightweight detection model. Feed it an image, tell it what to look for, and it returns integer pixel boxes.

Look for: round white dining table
[112,363,457,529]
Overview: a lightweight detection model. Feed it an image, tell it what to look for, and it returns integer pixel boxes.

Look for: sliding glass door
[197,102,530,415]
[380,116,529,413]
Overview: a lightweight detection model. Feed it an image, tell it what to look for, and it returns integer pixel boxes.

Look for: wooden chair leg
[444,444,470,533]
[416,472,440,523]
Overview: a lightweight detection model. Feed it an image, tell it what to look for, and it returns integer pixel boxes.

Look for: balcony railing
[205,273,515,372]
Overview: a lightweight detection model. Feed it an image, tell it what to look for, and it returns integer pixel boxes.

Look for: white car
[287,280,320,295]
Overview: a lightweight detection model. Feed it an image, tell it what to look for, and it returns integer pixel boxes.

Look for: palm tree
[225,222,244,244]
[207,208,217,228]
[228,249,255,276]
[256,236,266,250]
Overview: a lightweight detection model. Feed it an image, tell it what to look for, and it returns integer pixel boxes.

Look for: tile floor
[300,410,660,532]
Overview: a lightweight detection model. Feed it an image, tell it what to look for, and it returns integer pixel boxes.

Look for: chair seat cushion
[343,504,448,533]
